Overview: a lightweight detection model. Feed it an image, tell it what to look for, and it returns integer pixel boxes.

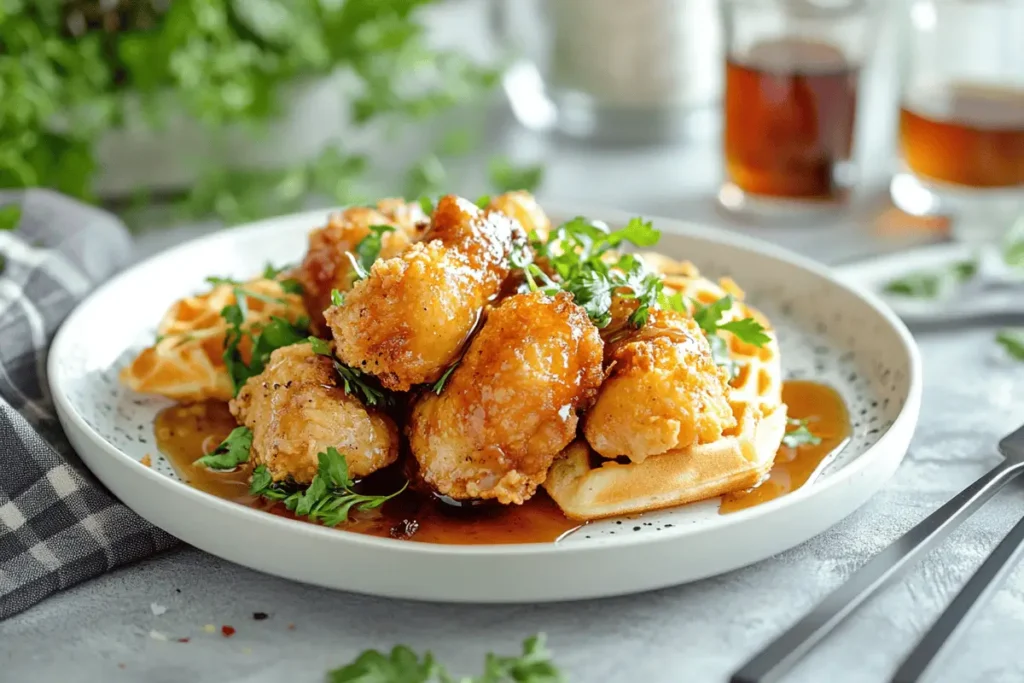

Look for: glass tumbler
[718,0,880,215]
[890,0,1024,243]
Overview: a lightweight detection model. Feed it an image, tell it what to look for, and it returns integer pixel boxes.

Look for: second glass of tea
[891,0,1024,243]
[718,0,878,215]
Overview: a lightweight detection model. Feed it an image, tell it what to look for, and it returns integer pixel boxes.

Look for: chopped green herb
[308,337,333,356]
[692,296,771,346]
[432,362,460,395]
[250,448,406,527]
[488,157,545,194]
[475,194,492,209]
[326,634,564,683]
[261,263,289,280]
[782,417,822,448]
[207,276,309,394]
[884,259,978,298]
[331,289,345,307]
[417,196,435,216]
[334,362,395,408]
[348,225,396,281]
[194,426,252,470]
[1004,215,1024,268]
[521,215,664,329]
[996,329,1024,361]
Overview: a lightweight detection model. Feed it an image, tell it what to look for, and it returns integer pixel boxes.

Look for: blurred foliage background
[0,0,541,225]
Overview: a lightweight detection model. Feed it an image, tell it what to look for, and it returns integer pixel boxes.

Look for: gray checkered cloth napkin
[0,189,177,620]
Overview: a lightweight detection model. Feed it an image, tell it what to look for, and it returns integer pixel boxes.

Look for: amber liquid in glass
[900,85,1024,188]
[724,39,859,201]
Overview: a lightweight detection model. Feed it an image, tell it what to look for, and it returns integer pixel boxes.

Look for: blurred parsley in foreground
[327,635,565,683]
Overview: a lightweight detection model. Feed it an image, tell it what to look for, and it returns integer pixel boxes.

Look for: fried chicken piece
[487,191,551,241]
[408,291,604,504]
[229,343,399,484]
[583,306,736,463]
[325,195,526,391]
[294,201,427,334]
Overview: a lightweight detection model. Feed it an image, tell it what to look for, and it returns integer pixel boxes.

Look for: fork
[730,422,1024,683]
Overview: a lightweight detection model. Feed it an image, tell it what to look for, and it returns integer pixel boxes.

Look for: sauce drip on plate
[155,401,580,544]
[155,380,850,542]
[719,380,851,514]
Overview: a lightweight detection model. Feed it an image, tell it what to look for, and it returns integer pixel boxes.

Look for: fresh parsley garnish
[782,417,822,448]
[334,362,395,408]
[996,329,1024,361]
[488,157,545,194]
[194,426,253,471]
[331,289,345,307]
[347,225,396,281]
[475,194,492,209]
[431,362,459,395]
[308,336,333,356]
[884,260,978,298]
[206,276,309,394]
[250,448,406,527]
[327,634,564,683]
[520,216,663,328]
[418,196,435,216]
[684,295,771,376]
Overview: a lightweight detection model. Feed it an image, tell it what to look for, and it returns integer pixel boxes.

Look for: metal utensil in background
[730,422,1024,683]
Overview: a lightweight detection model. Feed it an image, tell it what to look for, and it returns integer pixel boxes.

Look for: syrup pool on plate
[156,380,850,541]
[720,380,851,514]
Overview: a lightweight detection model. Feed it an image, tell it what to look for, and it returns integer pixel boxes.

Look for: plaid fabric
[0,189,177,620]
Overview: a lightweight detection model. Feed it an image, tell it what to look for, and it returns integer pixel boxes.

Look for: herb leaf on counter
[884,260,978,298]
[996,329,1024,361]
[250,448,406,527]
[195,426,253,470]
[326,634,565,683]
[782,418,822,449]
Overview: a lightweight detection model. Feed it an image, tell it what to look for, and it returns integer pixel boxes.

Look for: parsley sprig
[250,448,407,527]
[520,216,662,328]
[327,634,564,683]
[347,225,396,281]
[307,336,398,408]
[782,417,822,449]
[206,275,309,395]
[194,426,253,471]
[661,293,770,376]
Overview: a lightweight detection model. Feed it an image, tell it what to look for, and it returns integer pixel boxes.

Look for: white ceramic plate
[49,206,922,603]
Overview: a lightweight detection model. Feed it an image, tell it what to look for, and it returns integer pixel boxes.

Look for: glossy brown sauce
[720,380,851,514]
[156,380,850,543]
[156,401,580,544]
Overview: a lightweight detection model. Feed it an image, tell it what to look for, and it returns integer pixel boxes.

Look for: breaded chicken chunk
[408,291,604,504]
[325,195,526,391]
[487,191,551,241]
[583,306,735,463]
[294,200,427,334]
[230,343,399,484]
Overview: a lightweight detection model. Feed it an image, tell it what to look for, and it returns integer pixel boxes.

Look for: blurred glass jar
[490,0,724,144]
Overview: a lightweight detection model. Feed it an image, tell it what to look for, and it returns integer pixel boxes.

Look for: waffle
[119,278,307,403]
[544,255,787,521]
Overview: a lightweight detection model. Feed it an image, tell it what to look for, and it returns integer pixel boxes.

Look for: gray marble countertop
[4,137,1024,683]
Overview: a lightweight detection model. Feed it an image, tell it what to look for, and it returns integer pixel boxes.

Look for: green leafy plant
[782,417,822,449]
[0,0,499,221]
[195,426,253,470]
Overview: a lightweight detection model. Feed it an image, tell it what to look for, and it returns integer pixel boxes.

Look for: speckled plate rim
[48,205,922,561]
